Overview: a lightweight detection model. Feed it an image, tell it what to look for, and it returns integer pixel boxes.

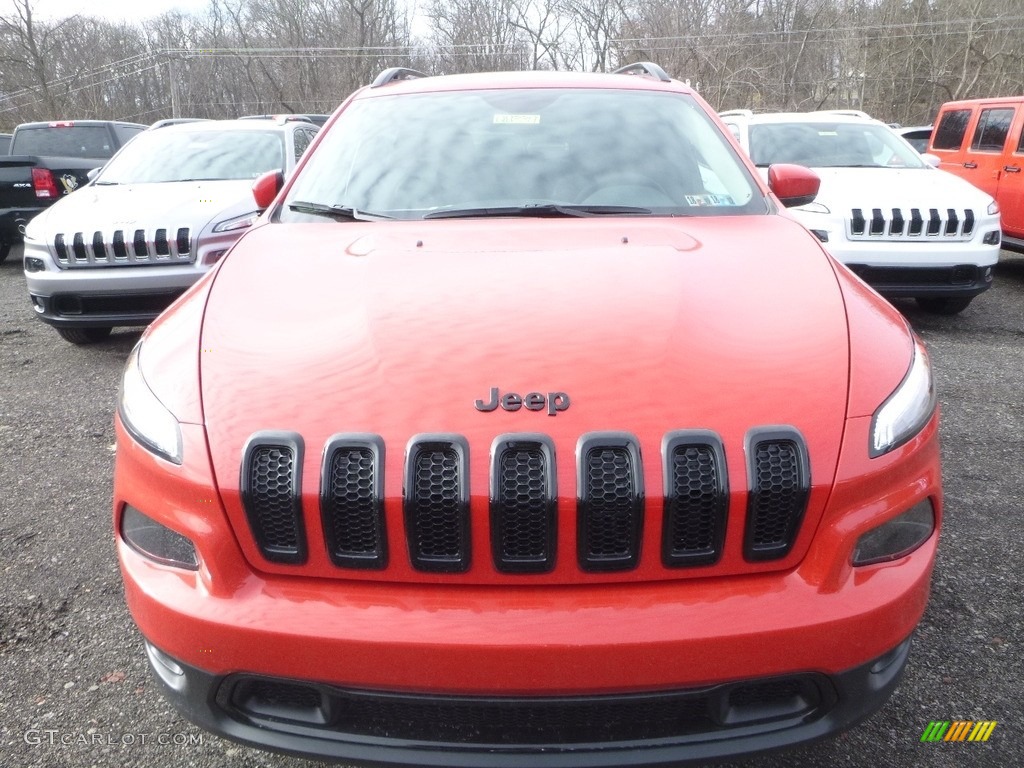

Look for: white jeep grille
[53,227,193,267]
[847,207,975,242]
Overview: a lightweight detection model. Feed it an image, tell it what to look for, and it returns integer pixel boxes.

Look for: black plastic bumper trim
[141,635,915,768]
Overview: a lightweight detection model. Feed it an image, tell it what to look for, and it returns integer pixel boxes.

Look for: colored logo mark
[920,721,997,742]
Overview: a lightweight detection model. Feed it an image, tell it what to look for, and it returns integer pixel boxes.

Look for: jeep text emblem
[474,387,570,416]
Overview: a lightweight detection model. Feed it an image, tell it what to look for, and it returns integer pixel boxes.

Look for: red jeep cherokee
[114,64,941,766]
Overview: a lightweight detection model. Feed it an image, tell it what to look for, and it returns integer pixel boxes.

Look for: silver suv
[22,117,319,343]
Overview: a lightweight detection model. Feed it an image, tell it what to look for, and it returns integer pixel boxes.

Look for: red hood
[199,216,851,580]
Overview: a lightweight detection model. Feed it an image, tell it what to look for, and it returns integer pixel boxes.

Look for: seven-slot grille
[848,207,975,241]
[239,428,811,572]
[53,226,193,267]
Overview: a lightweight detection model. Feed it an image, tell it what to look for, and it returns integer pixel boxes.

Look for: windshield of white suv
[279,89,765,221]
[95,129,285,184]
[749,122,927,169]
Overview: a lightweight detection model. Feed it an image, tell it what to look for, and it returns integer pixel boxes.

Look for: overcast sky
[33,0,211,23]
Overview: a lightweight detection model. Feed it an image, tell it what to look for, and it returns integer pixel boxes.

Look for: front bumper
[116,407,942,766]
[844,262,995,299]
[141,636,913,767]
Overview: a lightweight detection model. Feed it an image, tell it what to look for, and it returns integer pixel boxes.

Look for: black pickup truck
[0,120,146,263]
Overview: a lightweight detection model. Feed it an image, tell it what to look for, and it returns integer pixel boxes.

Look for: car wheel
[915,296,973,315]
[0,242,10,264]
[57,327,114,345]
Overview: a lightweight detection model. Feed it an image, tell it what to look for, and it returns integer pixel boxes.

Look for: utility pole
[168,57,180,118]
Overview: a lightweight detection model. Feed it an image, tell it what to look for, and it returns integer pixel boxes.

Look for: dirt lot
[1,248,1021,768]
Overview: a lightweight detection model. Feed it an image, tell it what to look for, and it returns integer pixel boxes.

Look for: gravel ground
[1,247,1021,768]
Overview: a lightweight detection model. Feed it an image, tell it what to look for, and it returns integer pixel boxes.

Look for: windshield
[280,89,764,220]
[13,126,119,159]
[748,121,927,169]
[96,129,285,184]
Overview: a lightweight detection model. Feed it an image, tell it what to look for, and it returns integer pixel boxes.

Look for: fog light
[852,499,934,566]
[24,257,45,272]
[121,505,198,569]
[982,230,1000,245]
[202,249,227,266]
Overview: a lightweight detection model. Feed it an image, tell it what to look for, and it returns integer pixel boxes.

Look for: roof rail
[612,62,671,83]
[718,109,754,119]
[811,109,872,120]
[371,67,428,88]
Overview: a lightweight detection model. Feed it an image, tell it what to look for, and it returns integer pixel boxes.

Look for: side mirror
[767,163,820,207]
[86,167,101,182]
[252,169,284,209]
[921,153,941,168]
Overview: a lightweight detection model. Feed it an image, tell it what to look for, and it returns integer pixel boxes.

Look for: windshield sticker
[685,194,736,206]
[493,114,541,125]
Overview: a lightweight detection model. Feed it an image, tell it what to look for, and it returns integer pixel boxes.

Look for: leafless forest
[2,0,1022,130]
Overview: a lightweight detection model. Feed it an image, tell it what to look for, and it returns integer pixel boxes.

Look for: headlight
[212,211,259,233]
[870,339,935,457]
[119,343,183,464]
[987,200,999,216]
[795,201,831,214]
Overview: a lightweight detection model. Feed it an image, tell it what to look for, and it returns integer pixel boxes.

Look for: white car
[22,117,319,343]
[719,109,1001,314]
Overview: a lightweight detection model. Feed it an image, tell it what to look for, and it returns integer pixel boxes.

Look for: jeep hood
[199,217,853,530]
[29,179,257,235]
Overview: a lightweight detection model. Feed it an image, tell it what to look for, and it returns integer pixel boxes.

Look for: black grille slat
[850,208,865,235]
[909,208,923,235]
[889,208,904,235]
[241,432,306,564]
[91,231,107,260]
[927,208,941,235]
[133,228,147,258]
[662,432,728,567]
[177,227,191,255]
[577,433,643,572]
[404,435,470,573]
[54,234,68,262]
[321,435,386,569]
[72,232,87,261]
[963,209,975,235]
[743,428,810,562]
[113,230,128,259]
[869,208,885,235]
[490,435,556,573]
[945,208,959,235]
[155,228,170,256]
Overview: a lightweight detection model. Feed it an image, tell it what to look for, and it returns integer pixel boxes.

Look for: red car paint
[114,66,941,766]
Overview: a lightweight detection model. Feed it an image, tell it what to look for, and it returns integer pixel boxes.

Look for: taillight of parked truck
[31,168,60,199]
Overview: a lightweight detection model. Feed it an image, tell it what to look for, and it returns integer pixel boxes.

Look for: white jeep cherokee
[22,117,319,344]
[719,109,1001,314]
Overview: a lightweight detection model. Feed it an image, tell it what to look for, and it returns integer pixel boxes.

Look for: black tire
[0,242,10,264]
[57,327,113,345]
[915,296,974,315]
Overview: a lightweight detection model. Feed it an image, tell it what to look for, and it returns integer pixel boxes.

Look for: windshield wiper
[423,203,652,220]
[288,201,392,221]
